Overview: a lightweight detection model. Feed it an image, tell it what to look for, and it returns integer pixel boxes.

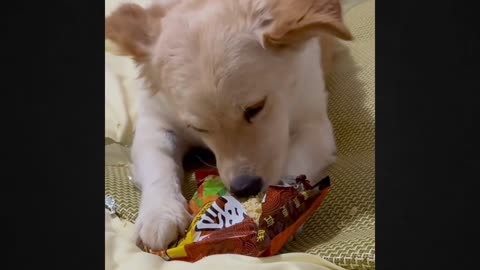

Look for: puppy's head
[106,0,351,197]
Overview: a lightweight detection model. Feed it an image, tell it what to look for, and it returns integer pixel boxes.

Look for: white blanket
[106,210,346,270]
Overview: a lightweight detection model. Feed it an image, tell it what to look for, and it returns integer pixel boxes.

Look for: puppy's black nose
[230,175,263,197]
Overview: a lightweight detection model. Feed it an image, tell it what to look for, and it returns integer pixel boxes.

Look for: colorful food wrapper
[140,169,331,262]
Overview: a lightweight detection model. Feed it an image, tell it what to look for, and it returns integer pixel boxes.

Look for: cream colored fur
[106,0,351,250]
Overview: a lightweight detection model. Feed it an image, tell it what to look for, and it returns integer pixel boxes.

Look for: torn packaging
[141,169,331,262]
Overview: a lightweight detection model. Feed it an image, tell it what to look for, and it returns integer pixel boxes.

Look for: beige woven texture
[105,0,375,269]
[282,0,375,269]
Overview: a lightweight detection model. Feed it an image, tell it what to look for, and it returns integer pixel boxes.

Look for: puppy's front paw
[136,196,192,250]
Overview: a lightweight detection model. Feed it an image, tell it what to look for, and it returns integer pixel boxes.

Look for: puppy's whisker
[194,154,217,169]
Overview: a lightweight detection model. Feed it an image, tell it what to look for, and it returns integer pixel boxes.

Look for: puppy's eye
[187,124,209,133]
[244,98,267,123]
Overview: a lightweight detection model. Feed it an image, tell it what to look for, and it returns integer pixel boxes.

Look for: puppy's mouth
[229,174,264,198]
[182,148,277,197]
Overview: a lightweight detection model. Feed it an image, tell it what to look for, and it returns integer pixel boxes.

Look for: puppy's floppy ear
[105,4,167,62]
[261,0,352,48]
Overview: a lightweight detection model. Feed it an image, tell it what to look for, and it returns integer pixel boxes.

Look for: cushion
[105,0,375,268]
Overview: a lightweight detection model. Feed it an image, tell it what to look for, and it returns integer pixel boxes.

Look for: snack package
[141,169,331,262]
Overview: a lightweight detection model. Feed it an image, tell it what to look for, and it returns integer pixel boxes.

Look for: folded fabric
[105,210,347,270]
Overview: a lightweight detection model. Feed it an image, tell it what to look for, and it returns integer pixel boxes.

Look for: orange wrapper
[141,169,331,262]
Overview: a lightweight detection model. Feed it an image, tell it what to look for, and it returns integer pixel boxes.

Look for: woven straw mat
[105,0,375,269]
